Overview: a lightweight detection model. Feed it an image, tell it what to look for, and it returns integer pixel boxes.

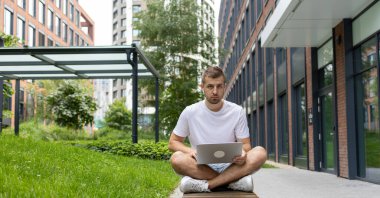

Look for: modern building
[219,0,380,184]
[1,0,94,47]
[0,0,94,127]
[111,0,145,111]
[93,79,112,128]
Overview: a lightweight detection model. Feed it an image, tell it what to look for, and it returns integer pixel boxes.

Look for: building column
[333,19,355,179]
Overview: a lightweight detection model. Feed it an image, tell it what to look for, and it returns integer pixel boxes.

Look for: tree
[25,80,94,124]
[104,98,132,131]
[0,33,18,98]
[135,0,216,132]
[46,81,97,129]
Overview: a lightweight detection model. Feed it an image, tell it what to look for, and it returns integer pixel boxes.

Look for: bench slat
[183,191,259,198]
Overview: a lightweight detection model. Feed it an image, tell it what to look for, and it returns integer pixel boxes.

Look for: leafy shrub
[104,98,132,131]
[46,81,97,129]
[81,140,172,161]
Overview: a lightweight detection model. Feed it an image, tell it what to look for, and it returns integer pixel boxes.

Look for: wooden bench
[183,191,259,198]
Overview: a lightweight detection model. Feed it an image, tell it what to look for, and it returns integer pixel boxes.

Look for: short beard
[206,97,221,104]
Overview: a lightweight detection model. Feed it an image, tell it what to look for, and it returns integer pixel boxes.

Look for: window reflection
[355,36,380,183]
[319,64,333,88]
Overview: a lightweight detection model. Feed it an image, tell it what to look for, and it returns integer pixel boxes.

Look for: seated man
[169,66,267,193]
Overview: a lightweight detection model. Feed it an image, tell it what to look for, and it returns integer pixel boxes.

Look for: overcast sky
[79,0,113,46]
[79,0,220,46]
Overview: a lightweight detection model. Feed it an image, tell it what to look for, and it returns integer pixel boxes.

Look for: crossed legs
[170,146,267,190]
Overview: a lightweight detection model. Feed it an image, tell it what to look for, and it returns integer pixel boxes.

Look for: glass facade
[218,0,380,184]
[279,93,288,163]
[355,35,380,183]
[294,83,307,159]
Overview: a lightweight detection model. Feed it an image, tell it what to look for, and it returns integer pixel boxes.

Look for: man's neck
[205,99,224,112]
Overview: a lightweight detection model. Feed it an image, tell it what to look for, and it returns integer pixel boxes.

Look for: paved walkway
[170,161,380,198]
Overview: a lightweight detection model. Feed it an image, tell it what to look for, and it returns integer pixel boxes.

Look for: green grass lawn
[0,135,179,197]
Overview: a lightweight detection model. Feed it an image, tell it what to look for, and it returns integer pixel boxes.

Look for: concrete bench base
[183,191,259,198]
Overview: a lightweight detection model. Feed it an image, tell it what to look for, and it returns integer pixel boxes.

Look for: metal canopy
[0,45,159,79]
[0,45,160,143]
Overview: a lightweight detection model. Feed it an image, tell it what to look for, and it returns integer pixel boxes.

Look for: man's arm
[233,137,252,165]
[240,137,252,153]
[168,132,196,158]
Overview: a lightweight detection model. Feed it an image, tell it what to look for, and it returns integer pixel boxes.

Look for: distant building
[0,0,94,127]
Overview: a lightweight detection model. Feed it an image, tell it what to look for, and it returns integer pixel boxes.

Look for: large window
[267,101,275,160]
[55,16,61,36]
[18,0,26,9]
[75,9,80,27]
[17,17,25,41]
[250,0,256,31]
[278,93,288,163]
[55,0,61,9]
[63,0,68,16]
[28,25,35,46]
[69,3,74,22]
[62,22,68,42]
[355,35,380,183]
[38,32,45,46]
[132,29,140,37]
[75,33,79,46]
[294,83,307,162]
[277,48,287,94]
[256,0,263,21]
[47,38,54,46]
[132,5,141,13]
[259,107,265,146]
[4,8,13,35]
[48,9,54,31]
[38,1,45,24]
[29,0,36,16]
[69,28,74,46]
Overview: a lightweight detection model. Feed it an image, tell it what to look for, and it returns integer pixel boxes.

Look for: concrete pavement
[170,161,380,198]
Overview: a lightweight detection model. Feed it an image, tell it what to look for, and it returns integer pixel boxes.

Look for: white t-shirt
[173,100,250,149]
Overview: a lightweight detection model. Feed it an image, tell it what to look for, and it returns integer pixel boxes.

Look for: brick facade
[334,21,349,178]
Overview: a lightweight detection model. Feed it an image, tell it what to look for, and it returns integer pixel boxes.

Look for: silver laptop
[196,142,243,164]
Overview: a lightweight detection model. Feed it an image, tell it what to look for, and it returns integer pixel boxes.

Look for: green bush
[81,140,172,161]
[96,126,130,140]
[2,120,96,141]
[104,98,132,131]
[46,81,97,129]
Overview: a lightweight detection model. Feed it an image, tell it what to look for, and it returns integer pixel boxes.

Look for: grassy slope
[0,135,179,197]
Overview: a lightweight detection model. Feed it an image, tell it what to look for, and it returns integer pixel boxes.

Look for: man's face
[201,76,225,104]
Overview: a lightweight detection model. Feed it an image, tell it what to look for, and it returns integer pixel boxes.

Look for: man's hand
[189,149,197,160]
[233,150,247,165]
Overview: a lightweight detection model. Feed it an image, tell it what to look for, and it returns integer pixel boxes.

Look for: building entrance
[319,91,336,173]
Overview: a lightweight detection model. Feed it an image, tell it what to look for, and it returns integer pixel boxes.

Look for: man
[168,66,267,193]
